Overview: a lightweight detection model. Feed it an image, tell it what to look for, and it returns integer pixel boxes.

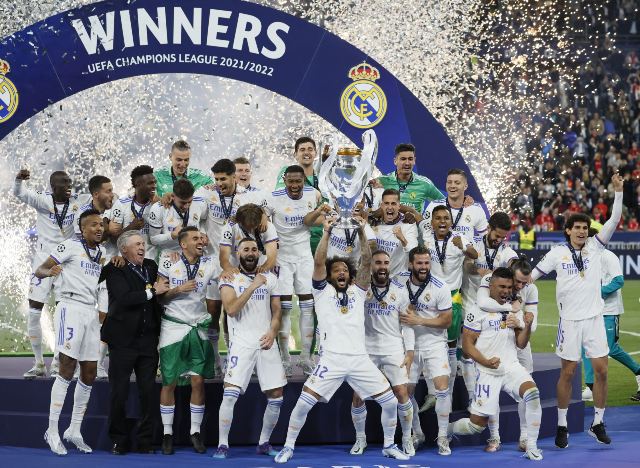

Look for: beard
[239,255,258,272]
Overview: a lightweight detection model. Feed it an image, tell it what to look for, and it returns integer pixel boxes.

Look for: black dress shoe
[190,432,206,454]
[111,443,127,455]
[162,434,174,455]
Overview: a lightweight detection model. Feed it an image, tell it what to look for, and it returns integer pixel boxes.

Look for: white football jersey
[219,221,279,267]
[422,199,488,238]
[148,197,208,256]
[327,224,376,263]
[364,278,414,355]
[111,196,157,260]
[478,273,539,332]
[158,255,218,324]
[312,279,368,355]
[243,185,269,208]
[403,273,452,350]
[74,201,117,259]
[265,186,318,261]
[219,271,279,349]
[464,302,524,376]
[461,236,518,310]
[13,180,85,253]
[50,237,104,306]
[421,229,472,291]
[534,237,609,321]
[196,186,260,258]
[601,249,623,315]
[362,185,384,211]
[373,220,419,277]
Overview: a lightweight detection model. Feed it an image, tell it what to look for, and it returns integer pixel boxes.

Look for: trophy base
[332,217,360,230]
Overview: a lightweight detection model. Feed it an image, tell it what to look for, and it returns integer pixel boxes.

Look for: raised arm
[354,220,372,290]
[597,173,624,245]
[13,170,50,211]
[220,274,267,317]
[313,219,332,282]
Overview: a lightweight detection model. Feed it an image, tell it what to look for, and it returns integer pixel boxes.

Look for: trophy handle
[318,134,340,201]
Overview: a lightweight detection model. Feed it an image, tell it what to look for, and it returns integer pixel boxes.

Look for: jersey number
[312,365,328,379]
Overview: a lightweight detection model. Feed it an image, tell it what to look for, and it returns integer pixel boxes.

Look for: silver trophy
[318,130,378,229]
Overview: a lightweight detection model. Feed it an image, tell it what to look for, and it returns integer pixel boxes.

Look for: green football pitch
[1,280,639,406]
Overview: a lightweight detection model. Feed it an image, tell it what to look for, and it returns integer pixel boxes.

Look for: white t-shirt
[265,186,318,262]
[13,180,85,254]
[364,278,414,355]
[50,237,104,306]
[477,273,539,332]
[461,236,518,310]
[148,197,208,256]
[158,255,218,323]
[219,221,279,267]
[219,271,280,349]
[327,224,376,263]
[421,229,473,291]
[422,199,488,237]
[373,220,419,277]
[464,302,524,376]
[602,249,623,315]
[111,196,157,260]
[534,236,607,321]
[196,186,260,258]
[403,273,452,350]
[312,279,368,355]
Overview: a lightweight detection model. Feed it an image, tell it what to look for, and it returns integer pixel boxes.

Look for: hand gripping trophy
[318,130,378,229]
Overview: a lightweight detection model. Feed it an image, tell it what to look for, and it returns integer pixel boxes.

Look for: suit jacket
[100,259,162,349]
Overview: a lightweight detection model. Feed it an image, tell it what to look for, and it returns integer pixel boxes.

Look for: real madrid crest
[0,59,18,123]
[425,293,431,302]
[340,62,387,129]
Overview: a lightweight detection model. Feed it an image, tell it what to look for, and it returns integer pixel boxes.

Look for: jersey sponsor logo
[0,59,19,123]
[340,62,387,129]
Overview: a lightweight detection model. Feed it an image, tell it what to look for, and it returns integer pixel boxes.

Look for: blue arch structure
[0,0,482,201]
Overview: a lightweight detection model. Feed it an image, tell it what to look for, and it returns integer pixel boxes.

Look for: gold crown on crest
[0,59,10,75]
[348,62,380,82]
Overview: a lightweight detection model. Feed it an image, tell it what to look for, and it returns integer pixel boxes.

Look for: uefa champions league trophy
[318,130,378,229]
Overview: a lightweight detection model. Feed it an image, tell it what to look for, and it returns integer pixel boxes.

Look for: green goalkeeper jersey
[377,171,444,213]
[154,166,213,197]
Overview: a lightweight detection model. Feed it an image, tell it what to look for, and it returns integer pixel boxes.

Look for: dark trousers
[108,339,158,447]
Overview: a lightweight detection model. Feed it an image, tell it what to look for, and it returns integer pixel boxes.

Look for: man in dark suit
[100,230,169,454]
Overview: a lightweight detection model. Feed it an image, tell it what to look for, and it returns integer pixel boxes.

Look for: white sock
[397,400,413,439]
[523,388,541,450]
[279,301,292,364]
[518,399,527,440]
[98,342,108,368]
[462,358,476,404]
[208,328,220,363]
[48,375,70,435]
[69,378,92,434]
[375,391,399,447]
[27,307,43,365]
[488,407,500,440]
[450,417,484,435]
[635,374,640,390]
[160,404,175,435]
[259,397,283,445]
[284,391,317,449]
[557,407,568,427]
[223,332,229,349]
[218,387,240,447]
[190,403,205,435]
[409,395,423,436]
[593,407,605,425]
[299,299,315,360]
[447,348,457,399]
[351,403,367,439]
[435,389,451,437]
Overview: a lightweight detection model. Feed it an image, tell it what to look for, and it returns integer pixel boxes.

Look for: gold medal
[380,301,387,308]
[500,321,507,329]
[346,246,353,253]
[579,271,585,278]
[146,284,152,289]
[340,306,348,314]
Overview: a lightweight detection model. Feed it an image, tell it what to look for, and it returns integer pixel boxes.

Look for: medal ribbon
[364,184,374,209]
[219,189,235,222]
[172,202,190,227]
[483,235,499,270]
[567,244,585,275]
[304,174,319,190]
[80,238,102,264]
[344,228,358,250]
[130,198,148,220]
[127,261,150,284]
[240,226,265,254]
[52,196,70,231]
[445,198,464,230]
[338,291,349,309]
[433,232,451,265]
[406,276,430,306]
[371,282,390,303]
[180,253,200,281]
[395,171,414,193]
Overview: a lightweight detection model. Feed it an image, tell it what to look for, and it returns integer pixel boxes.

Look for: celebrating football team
[13,137,627,462]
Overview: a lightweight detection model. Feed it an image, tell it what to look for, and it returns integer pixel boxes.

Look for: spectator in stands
[628,216,639,231]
